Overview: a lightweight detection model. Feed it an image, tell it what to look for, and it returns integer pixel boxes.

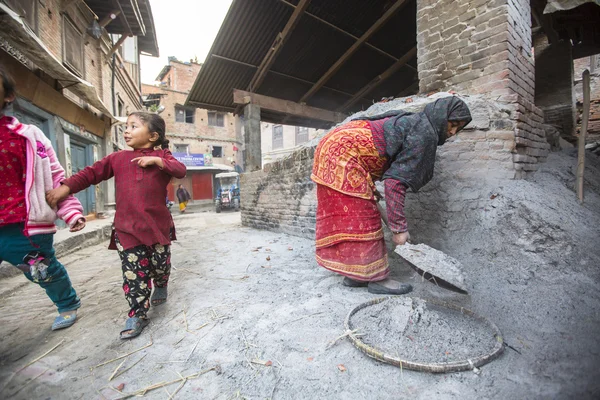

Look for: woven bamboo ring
[344,297,504,373]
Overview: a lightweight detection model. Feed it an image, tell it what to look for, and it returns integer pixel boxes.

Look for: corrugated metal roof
[186,0,417,127]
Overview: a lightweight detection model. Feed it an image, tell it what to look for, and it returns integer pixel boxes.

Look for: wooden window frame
[272,125,283,150]
[175,106,194,124]
[295,126,309,145]
[208,111,225,127]
[62,15,85,78]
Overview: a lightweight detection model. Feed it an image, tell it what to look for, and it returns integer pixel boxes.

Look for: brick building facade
[260,122,321,167]
[0,0,158,219]
[141,58,243,202]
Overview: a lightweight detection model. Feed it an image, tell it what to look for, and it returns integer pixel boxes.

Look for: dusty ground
[1,151,600,399]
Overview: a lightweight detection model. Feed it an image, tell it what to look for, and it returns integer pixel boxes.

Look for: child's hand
[70,218,86,232]
[131,156,164,169]
[46,185,71,208]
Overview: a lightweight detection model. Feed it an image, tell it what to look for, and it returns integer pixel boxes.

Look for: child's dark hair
[1,64,16,111]
[129,111,170,149]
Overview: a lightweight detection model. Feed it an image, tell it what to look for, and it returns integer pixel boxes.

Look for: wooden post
[243,103,262,172]
[576,69,590,203]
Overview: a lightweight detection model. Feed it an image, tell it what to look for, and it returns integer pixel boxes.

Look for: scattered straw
[108,359,127,382]
[114,366,218,399]
[326,329,363,349]
[92,339,153,369]
[112,354,146,381]
[17,339,65,372]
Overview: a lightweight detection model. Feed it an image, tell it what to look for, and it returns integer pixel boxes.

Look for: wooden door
[191,173,213,200]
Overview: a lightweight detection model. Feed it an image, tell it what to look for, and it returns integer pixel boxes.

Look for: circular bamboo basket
[344,297,504,373]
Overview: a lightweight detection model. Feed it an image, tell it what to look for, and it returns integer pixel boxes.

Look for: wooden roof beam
[278,0,415,71]
[248,0,312,92]
[298,0,409,104]
[99,10,121,28]
[233,89,345,123]
[111,0,133,36]
[338,46,417,111]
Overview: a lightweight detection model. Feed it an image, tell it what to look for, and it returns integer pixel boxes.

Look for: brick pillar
[534,39,575,138]
[416,0,549,178]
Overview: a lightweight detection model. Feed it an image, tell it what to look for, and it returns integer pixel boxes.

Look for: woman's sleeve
[62,154,115,194]
[384,178,408,233]
[161,149,187,178]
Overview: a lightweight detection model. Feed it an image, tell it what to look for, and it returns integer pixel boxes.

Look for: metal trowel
[377,202,468,294]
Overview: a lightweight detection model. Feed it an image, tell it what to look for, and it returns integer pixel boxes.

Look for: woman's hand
[46,185,71,208]
[392,231,410,246]
[131,156,164,169]
[69,218,86,232]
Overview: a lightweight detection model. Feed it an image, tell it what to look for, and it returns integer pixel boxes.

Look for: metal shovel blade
[376,201,468,294]
[395,243,469,294]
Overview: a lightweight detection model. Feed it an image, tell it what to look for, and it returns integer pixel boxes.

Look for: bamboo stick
[577,69,591,203]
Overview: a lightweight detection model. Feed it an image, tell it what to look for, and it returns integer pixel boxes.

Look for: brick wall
[241,95,529,239]
[416,0,548,178]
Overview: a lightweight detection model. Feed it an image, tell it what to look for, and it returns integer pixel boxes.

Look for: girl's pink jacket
[5,116,84,236]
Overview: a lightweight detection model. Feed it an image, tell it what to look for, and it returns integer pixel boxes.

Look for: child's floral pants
[115,236,171,319]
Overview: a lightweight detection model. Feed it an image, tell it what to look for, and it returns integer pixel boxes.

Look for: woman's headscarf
[358,96,472,191]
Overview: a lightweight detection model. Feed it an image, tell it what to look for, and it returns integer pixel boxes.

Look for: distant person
[231,161,244,174]
[0,65,85,331]
[311,96,472,295]
[46,111,186,340]
[176,184,191,213]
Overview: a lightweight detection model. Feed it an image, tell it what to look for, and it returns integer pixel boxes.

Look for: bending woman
[311,96,472,295]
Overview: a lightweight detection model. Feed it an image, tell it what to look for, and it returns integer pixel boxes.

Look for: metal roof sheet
[186,0,417,127]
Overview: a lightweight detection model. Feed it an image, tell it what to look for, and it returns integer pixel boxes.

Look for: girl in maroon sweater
[47,112,186,339]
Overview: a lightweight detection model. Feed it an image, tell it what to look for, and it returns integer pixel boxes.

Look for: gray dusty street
[0,206,599,399]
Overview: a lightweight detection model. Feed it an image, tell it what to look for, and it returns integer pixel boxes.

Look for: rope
[344,297,504,373]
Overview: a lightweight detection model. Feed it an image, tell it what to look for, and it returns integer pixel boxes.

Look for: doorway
[70,141,94,215]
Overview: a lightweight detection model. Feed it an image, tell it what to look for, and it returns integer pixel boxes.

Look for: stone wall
[240,147,316,239]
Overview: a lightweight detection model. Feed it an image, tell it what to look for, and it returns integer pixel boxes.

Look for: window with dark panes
[208,112,224,127]
[175,106,194,124]
[174,144,189,154]
[273,125,283,150]
[5,0,36,32]
[63,17,84,77]
[212,146,223,158]
[295,126,309,145]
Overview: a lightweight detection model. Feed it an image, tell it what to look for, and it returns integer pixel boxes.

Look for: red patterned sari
[311,120,389,281]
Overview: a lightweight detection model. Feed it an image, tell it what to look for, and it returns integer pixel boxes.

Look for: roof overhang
[85,0,159,57]
[185,0,418,127]
[0,3,116,122]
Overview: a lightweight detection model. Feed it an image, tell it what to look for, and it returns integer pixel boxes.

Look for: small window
[211,146,223,158]
[175,106,194,124]
[273,125,283,150]
[63,17,84,77]
[208,112,225,127]
[295,126,309,145]
[174,144,189,154]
